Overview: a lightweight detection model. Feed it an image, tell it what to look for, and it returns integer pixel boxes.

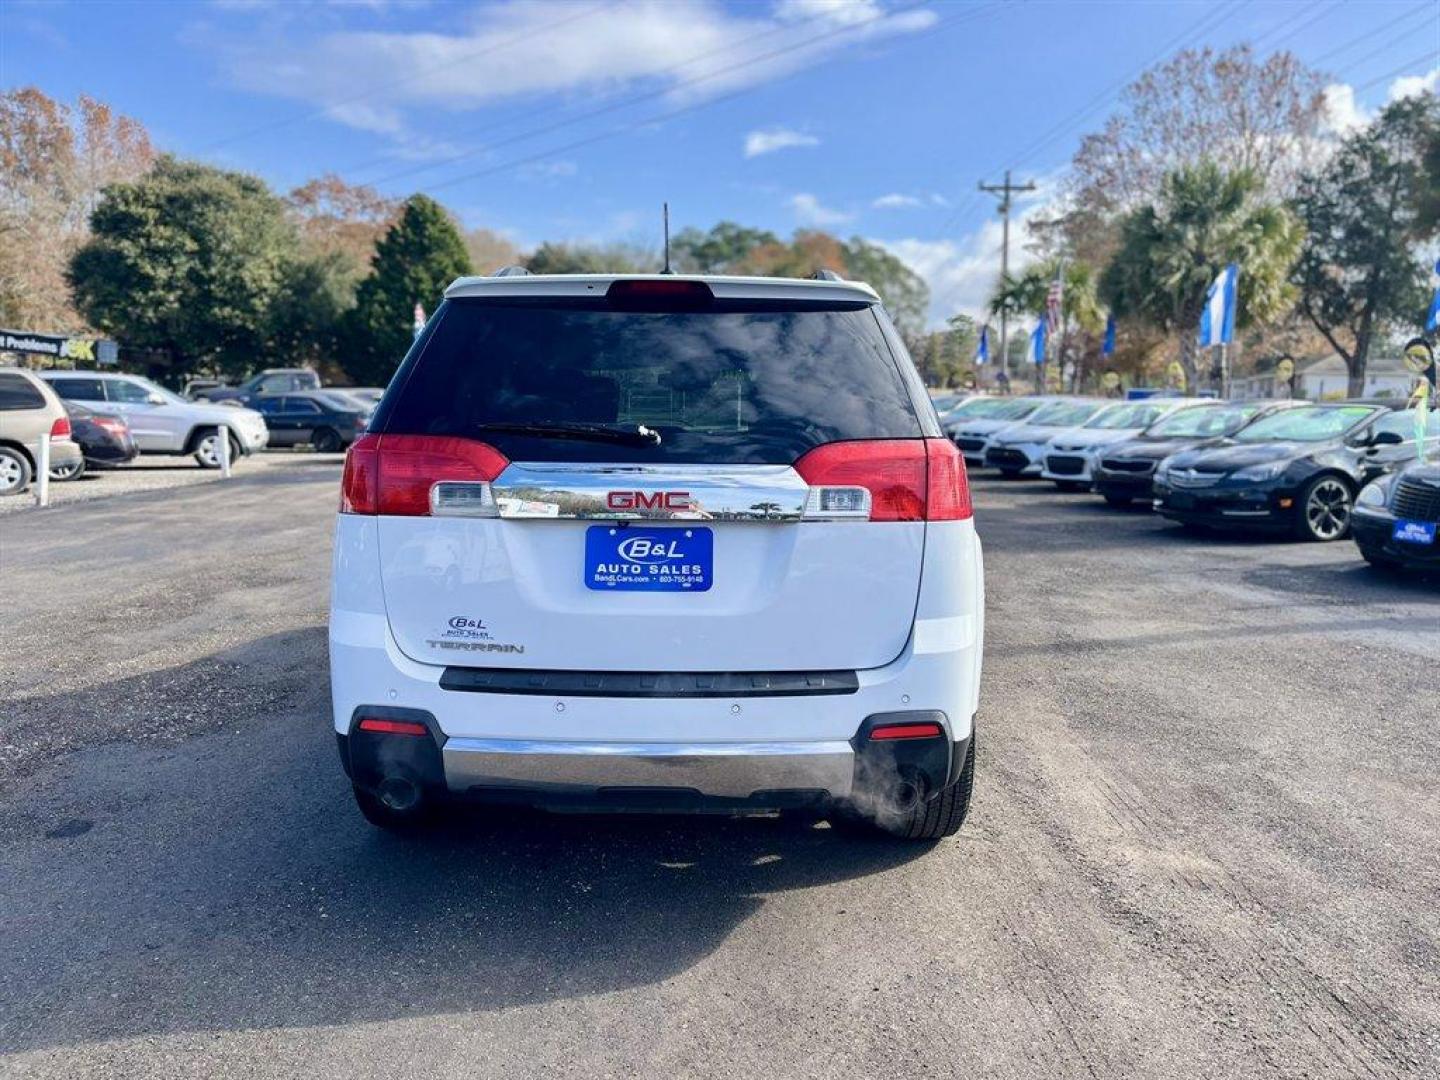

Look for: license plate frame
[1392,519,1437,546]
[585,525,713,591]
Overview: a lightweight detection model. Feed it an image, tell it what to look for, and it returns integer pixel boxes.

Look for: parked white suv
[330,273,983,839]
[41,372,268,467]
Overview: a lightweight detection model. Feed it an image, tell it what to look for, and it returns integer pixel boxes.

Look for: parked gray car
[0,369,84,495]
[40,372,268,467]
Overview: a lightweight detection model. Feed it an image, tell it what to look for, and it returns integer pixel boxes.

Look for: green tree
[671,222,778,273]
[840,237,929,339]
[67,156,292,376]
[1290,95,1440,397]
[347,194,471,385]
[1100,163,1302,393]
[526,241,654,274]
[265,252,354,374]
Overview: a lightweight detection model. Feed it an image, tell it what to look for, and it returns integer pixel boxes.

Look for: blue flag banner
[1427,286,1439,334]
[1198,263,1239,347]
[1102,314,1116,357]
[1030,320,1046,365]
[975,327,989,365]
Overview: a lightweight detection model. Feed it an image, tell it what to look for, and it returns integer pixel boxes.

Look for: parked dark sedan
[1352,440,1440,572]
[53,402,139,479]
[1153,404,1434,541]
[1093,400,1304,507]
[254,390,368,452]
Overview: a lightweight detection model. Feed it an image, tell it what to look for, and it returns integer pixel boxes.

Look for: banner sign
[1,330,118,365]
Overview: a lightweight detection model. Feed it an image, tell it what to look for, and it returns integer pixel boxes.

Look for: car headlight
[1231,461,1287,482]
[1356,479,1390,509]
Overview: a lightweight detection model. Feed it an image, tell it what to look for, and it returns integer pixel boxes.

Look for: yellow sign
[1167,360,1185,385]
[1404,341,1433,374]
[1102,371,1121,390]
[1276,357,1294,382]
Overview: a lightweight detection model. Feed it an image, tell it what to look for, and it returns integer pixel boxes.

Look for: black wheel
[1294,475,1354,542]
[352,782,436,832]
[49,457,86,481]
[0,446,34,496]
[854,736,975,841]
[1103,493,1132,507]
[193,428,242,468]
[312,427,342,453]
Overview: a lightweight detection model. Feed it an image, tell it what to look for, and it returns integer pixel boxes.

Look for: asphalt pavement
[2,462,1437,1078]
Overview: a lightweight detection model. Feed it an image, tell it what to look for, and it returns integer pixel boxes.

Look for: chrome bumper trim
[443,737,855,799]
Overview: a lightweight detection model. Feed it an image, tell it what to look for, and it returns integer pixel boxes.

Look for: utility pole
[978,170,1036,393]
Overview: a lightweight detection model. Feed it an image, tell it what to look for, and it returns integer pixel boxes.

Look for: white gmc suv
[329,272,984,840]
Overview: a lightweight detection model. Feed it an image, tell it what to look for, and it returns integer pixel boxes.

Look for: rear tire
[858,736,975,841]
[352,783,435,832]
[0,446,33,495]
[1103,493,1132,508]
[49,457,86,481]
[193,428,242,469]
[1294,475,1354,542]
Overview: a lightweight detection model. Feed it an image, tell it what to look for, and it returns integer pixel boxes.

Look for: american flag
[1045,274,1063,335]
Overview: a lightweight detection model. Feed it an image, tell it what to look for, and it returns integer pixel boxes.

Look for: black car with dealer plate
[1352,431,1440,571]
[1093,399,1306,507]
[1153,403,1433,541]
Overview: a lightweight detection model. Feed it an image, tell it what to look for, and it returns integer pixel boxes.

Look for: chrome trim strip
[490,462,809,521]
[443,737,855,798]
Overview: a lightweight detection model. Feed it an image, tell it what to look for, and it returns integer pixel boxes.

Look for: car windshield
[1084,401,1171,430]
[1148,404,1259,437]
[381,297,921,464]
[951,397,1021,421]
[1232,405,1375,443]
[1030,401,1103,426]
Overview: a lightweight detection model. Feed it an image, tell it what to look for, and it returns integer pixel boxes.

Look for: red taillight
[869,721,945,741]
[357,717,429,736]
[792,438,971,522]
[925,437,972,521]
[94,417,128,436]
[341,434,509,516]
[49,416,71,439]
[606,279,715,310]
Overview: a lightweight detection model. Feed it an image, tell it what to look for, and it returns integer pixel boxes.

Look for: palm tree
[1100,163,1301,394]
[988,259,1103,389]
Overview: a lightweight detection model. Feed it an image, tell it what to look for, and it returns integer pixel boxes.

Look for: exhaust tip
[378,775,422,814]
[889,778,922,812]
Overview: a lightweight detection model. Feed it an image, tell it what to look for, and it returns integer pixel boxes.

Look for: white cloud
[218,0,935,134]
[789,192,853,227]
[1319,83,1367,136]
[744,127,820,158]
[872,192,922,209]
[1388,66,1439,102]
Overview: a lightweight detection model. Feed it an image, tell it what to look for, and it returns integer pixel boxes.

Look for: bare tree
[0,88,154,330]
[1071,46,1328,219]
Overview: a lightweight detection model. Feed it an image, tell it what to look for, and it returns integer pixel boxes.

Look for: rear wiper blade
[474,421,662,447]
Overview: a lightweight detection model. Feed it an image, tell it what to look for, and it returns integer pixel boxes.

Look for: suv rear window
[378,298,922,464]
[0,372,45,410]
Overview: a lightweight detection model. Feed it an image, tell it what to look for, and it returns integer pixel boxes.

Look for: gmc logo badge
[606,490,692,510]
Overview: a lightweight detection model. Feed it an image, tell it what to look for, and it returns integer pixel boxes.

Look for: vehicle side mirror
[1371,430,1404,446]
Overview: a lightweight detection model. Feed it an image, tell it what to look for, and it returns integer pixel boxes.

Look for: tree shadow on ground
[0,628,931,1055]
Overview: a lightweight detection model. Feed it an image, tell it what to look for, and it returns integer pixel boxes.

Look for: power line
[362,0,990,190]
[337,0,890,182]
[1308,1,1435,68]
[1352,50,1439,94]
[414,1,1000,197]
[196,2,615,155]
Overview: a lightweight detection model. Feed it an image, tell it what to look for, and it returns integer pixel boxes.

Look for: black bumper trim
[439,666,860,698]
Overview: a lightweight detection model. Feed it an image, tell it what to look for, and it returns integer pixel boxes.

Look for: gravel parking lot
[1,467,1437,1078]
[0,450,345,516]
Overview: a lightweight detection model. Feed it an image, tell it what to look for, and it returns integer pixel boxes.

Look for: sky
[3,0,1437,327]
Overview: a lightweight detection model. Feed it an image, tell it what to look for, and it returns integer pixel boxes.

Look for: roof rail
[811,268,843,282]
[491,265,532,277]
